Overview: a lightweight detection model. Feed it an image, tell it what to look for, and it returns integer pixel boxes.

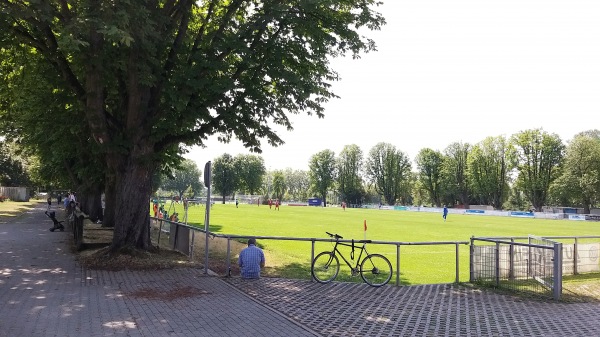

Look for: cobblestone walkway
[226,277,600,337]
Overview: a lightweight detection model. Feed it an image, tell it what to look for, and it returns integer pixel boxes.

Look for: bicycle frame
[329,239,371,272]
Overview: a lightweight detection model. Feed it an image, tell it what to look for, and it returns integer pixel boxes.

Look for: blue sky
[185,0,600,171]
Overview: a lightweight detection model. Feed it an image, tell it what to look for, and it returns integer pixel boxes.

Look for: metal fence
[152,217,468,286]
[470,236,563,300]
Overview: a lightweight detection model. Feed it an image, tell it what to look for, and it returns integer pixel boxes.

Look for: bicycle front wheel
[360,253,393,287]
[312,252,340,283]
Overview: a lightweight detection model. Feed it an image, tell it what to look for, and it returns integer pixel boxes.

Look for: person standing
[235,198,239,208]
[46,195,52,211]
[275,199,280,210]
[238,238,265,279]
[153,202,159,217]
[443,206,448,222]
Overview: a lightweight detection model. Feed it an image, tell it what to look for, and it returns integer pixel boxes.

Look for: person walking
[443,206,448,222]
[238,238,265,279]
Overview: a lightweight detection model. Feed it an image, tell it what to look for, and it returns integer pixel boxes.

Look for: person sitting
[238,238,265,279]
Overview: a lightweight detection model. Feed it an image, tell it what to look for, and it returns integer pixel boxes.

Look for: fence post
[396,244,401,286]
[226,238,231,277]
[469,237,474,283]
[157,219,163,245]
[495,242,500,287]
[455,243,459,283]
[509,238,515,280]
[528,236,532,278]
[553,242,563,300]
[573,238,578,275]
[310,240,315,282]
[190,231,195,261]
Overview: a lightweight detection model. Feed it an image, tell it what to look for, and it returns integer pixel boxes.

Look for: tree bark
[110,158,153,252]
[102,173,116,228]
[79,186,103,222]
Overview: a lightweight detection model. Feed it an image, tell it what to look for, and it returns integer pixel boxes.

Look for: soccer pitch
[173,202,600,285]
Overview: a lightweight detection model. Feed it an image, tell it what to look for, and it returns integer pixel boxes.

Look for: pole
[204,161,212,275]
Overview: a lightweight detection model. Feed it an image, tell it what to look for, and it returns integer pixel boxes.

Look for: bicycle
[311,232,393,287]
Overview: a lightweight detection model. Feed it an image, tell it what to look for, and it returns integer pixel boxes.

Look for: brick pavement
[0,205,318,337]
[3,204,600,336]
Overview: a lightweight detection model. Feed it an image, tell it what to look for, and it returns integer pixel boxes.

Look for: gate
[470,236,562,300]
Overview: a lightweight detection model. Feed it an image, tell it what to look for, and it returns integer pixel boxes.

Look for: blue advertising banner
[308,198,321,206]
[465,209,485,214]
[510,211,534,217]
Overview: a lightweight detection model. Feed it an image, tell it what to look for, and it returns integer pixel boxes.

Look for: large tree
[443,142,470,207]
[468,136,516,209]
[336,144,364,205]
[308,149,337,206]
[553,130,600,214]
[0,1,385,252]
[365,142,411,205]
[415,148,445,207]
[234,154,265,196]
[212,154,238,203]
[511,129,564,211]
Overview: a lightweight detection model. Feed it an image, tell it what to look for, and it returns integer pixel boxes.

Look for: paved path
[2,204,600,336]
[0,205,317,337]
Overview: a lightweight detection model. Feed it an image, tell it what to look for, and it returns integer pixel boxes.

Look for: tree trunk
[79,186,103,222]
[109,157,153,252]
[102,173,116,228]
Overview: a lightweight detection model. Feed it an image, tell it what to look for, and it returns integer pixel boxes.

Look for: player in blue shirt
[443,206,448,222]
[238,238,265,279]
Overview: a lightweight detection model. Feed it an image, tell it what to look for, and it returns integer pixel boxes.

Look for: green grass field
[161,202,600,285]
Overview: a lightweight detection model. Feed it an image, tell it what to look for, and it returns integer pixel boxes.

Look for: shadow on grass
[0,201,42,220]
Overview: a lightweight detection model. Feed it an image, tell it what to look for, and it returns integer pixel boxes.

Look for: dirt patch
[75,220,246,273]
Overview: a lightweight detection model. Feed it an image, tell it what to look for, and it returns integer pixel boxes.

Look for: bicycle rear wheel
[360,253,392,287]
[312,252,340,283]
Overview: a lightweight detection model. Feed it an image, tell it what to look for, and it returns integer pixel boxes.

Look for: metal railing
[151,217,468,286]
[470,236,563,300]
[474,235,600,276]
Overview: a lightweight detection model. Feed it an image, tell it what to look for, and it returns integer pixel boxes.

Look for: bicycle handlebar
[325,231,343,239]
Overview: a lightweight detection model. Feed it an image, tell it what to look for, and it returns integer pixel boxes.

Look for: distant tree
[161,159,202,200]
[415,148,445,207]
[234,154,266,196]
[0,141,30,187]
[443,142,471,207]
[212,154,238,204]
[553,130,600,214]
[336,144,365,205]
[284,169,310,201]
[468,136,516,209]
[511,129,564,211]
[365,142,411,205]
[271,170,287,201]
[309,150,337,207]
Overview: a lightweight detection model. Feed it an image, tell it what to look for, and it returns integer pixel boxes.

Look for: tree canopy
[0,1,385,252]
